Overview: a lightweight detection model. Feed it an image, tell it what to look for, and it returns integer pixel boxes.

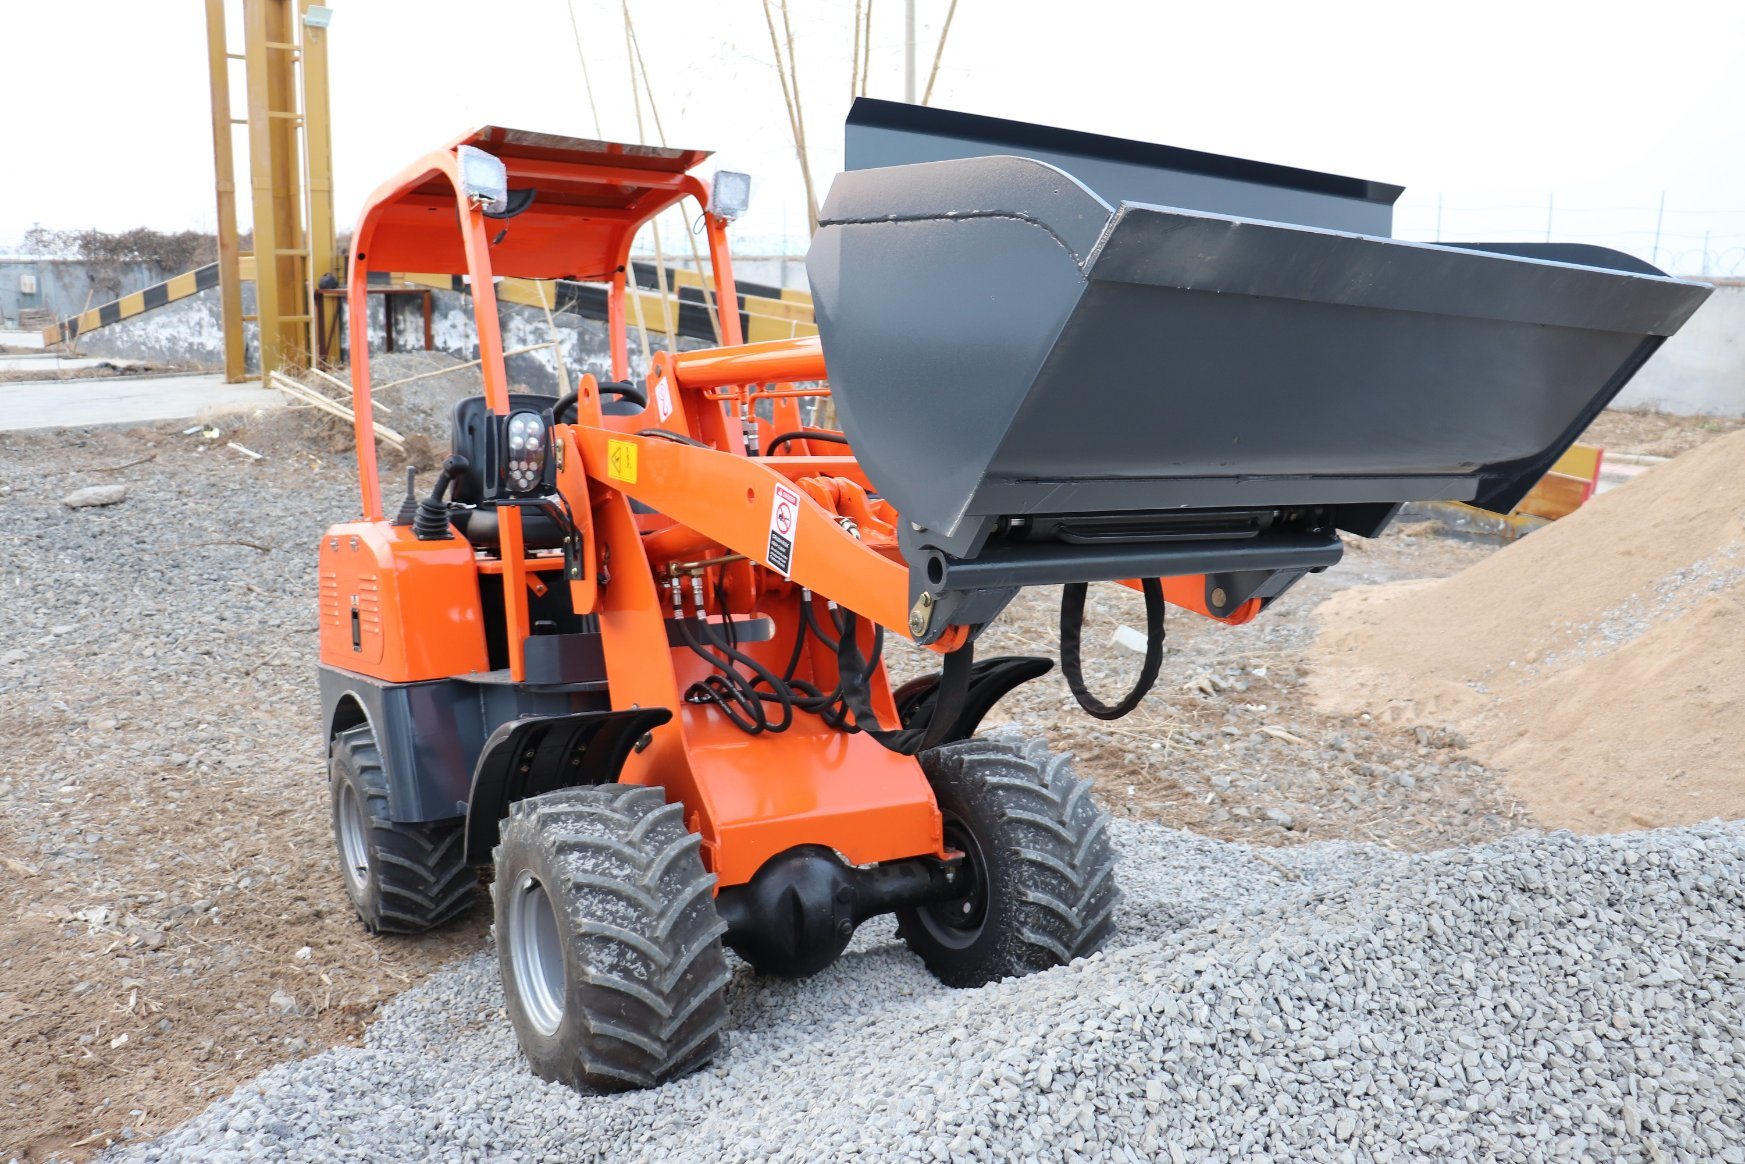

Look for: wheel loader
[318,102,1710,1089]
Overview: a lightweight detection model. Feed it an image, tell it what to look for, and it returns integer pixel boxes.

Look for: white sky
[6,0,1744,275]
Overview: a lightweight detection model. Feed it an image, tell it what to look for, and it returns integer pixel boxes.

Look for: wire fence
[1393,195,1745,277]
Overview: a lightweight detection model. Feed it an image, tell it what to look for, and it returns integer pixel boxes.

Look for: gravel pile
[111,817,1745,1163]
[0,423,490,1156]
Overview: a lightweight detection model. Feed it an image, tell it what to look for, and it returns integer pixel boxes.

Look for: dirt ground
[1578,406,1745,457]
[0,362,202,386]
[0,402,1734,1160]
[1312,422,1745,835]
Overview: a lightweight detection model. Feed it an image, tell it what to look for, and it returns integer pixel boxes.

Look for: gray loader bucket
[806,104,1712,636]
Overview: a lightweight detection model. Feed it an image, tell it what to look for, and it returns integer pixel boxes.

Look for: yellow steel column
[204,0,247,383]
[243,0,309,379]
[299,1,338,364]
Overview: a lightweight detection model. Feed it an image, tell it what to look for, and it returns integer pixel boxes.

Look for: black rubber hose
[1058,578,1165,720]
[637,427,710,448]
[601,380,648,409]
[764,429,849,455]
[679,612,796,734]
[551,381,648,423]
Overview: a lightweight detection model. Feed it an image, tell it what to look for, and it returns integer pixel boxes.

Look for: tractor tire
[328,724,475,935]
[897,734,1118,987]
[492,785,732,1091]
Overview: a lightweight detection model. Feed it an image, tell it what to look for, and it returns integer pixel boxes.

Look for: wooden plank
[1515,471,1591,521]
[1551,442,1602,485]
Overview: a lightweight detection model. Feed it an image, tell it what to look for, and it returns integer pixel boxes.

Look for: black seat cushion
[449,506,567,551]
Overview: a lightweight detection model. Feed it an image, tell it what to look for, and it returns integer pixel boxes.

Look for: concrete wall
[0,259,175,325]
[76,283,699,390]
[1615,279,1745,416]
[69,265,1743,419]
[77,285,249,369]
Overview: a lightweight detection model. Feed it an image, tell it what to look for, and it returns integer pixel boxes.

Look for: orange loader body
[316,127,1242,894]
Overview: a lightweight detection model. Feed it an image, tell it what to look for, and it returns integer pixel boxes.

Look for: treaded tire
[897,734,1118,987]
[492,784,731,1090]
[328,723,475,935]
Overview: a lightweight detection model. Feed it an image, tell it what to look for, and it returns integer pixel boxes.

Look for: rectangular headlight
[457,145,509,215]
[708,171,752,221]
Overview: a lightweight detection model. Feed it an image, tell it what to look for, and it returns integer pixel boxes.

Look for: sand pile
[1314,427,1745,832]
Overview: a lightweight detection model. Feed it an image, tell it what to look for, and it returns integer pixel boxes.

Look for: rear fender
[464,707,673,864]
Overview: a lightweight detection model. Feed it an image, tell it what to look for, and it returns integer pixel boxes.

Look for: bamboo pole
[622,2,677,353]
[850,0,864,101]
[860,1,875,96]
[627,270,654,370]
[307,364,392,412]
[536,281,573,394]
[564,0,604,139]
[760,0,820,233]
[622,1,725,344]
[268,371,406,449]
[921,0,959,105]
[368,342,560,393]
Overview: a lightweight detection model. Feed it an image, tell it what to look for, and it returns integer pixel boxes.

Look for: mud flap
[463,707,672,864]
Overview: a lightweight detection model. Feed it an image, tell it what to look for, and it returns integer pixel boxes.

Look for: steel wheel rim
[919,815,990,950]
[336,782,372,898]
[508,872,567,1037]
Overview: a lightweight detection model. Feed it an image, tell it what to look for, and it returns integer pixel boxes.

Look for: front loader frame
[319,126,1254,898]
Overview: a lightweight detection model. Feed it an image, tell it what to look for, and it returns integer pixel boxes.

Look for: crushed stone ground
[109,819,1745,1163]
[6,405,1741,1160]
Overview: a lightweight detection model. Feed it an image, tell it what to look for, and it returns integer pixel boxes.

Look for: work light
[458,146,509,216]
[708,171,752,221]
[504,410,546,494]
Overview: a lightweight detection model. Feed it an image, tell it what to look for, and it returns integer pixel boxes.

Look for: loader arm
[565,423,963,650]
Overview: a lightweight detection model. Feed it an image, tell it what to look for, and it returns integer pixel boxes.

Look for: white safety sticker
[654,377,674,422]
[767,482,801,577]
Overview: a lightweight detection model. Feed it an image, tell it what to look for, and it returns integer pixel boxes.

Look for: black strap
[835,609,975,755]
[1059,578,1165,720]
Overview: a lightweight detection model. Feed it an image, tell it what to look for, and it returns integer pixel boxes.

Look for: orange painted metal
[318,521,490,682]
[474,556,567,575]
[701,210,745,348]
[580,474,945,885]
[1117,575,1263,625]
[570,425,915,636]
[668,335,826,390]
[330,129,984,894]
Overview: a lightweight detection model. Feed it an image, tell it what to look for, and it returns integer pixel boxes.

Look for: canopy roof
[357,126,713,281]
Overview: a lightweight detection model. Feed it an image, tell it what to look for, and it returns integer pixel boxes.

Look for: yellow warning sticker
[606,438,638,484]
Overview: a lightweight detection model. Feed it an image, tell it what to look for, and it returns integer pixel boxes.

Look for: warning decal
[606,438,638,484]
[654,377,674,422]
[767,482,801,577]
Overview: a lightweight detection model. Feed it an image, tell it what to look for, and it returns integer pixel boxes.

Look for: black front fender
[891,655,1054,746]
[463,707,673,864]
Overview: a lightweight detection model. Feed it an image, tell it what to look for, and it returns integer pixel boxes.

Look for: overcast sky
[6,0,1743,275]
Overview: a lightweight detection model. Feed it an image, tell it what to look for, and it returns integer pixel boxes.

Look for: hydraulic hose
[552,380,648,422]
[1058,578,1165,720]
[764,429,850,455]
